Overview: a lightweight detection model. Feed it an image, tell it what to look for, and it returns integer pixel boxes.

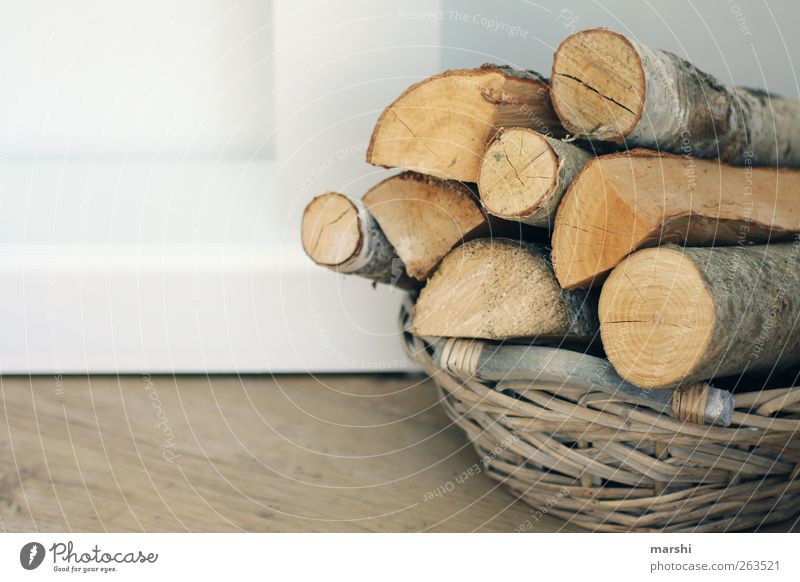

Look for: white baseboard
[0,245,412,374]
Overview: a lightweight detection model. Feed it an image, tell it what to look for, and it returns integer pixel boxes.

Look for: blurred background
[0,0,797,374]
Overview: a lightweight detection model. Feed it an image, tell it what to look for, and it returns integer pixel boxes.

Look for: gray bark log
[432,338,732,425]
[628,40,800,166]
[678,242,800,382]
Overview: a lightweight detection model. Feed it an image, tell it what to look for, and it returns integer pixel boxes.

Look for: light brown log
[551,150,800,290]
[599,243,800,389]
[551,28,800,166]
[362,172,513,280]
[301,192,416,288]
[367,65,564,182]
[478,128,592,228]
[363,172,483,281]
[412,238,598,342]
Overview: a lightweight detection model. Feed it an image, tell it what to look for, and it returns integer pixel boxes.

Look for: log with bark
[551,28,800,166]
[412,238,599,342]
[599,242,800,389]
[367,65,564,182]
[478,127,592,228]
[301,192,417,288]
[363,171,535,280]
[432,338,734,426]
[551,150,800,290]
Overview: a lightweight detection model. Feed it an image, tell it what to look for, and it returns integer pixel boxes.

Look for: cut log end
[363,172,486,280]
[301,192,361,267]
[412,238,598,342]
[367,67,561,182]
[599,247,715,388]
[478,128,558,222]
[551,28,645,141]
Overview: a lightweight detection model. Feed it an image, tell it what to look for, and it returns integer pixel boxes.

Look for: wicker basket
[400,304,800,532]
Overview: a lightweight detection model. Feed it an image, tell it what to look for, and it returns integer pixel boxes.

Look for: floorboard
[0,374,578,532]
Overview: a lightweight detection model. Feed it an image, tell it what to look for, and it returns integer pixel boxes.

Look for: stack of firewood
[301,28,800,394]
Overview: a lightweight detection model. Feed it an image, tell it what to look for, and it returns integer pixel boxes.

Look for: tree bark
[551,28,800,167]
[478,128,592,228]
[599,242,800,388]
[552,150,800,290]
[412,238,598,342]
[363,171,537,280]
[301,192,417,288]
[367,64,564,182]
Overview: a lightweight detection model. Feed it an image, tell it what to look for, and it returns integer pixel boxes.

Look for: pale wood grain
[367,66,562,182]
[0,374,580,532]
[412,239,598,342]
[600,244,800,388]
[551,151,800,290]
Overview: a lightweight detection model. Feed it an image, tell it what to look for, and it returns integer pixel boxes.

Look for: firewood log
[478,128,592,228]
[599,243,800,388]
[432,338,733,426]
[301,192,417,288]
[551,28,800,167]
[551,150,800,290]
[363,171,535,281]
[367,65,564,182]
[412,238,598,342]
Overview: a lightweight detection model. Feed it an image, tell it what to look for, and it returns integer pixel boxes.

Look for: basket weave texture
[400,305,800,532]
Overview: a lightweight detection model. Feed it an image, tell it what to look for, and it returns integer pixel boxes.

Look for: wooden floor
[0,373,579,532]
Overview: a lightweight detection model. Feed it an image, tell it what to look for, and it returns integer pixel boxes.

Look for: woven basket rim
[399,301,800,532]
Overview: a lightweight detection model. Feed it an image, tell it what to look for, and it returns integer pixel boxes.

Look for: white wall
[0,1,274,158]
[1,0,798,373]
[0,0,443,374]
[273,0,443,239]
[271,0,442,372]
[440,0,799,99]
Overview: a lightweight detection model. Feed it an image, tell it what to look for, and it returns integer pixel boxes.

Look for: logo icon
[20,542,46,570]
